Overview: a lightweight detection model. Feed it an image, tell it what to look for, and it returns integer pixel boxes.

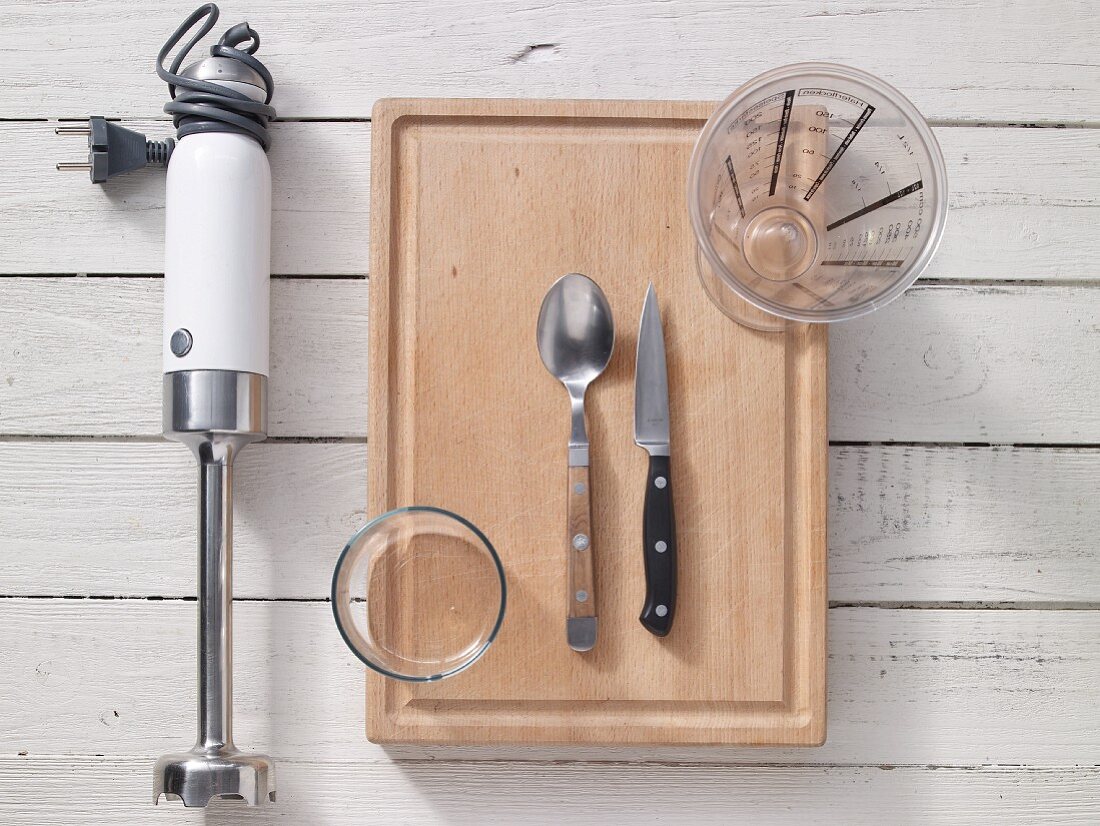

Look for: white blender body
[163,130,271,376]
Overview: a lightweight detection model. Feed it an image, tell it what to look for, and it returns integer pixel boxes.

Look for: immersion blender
[152,4,277,807]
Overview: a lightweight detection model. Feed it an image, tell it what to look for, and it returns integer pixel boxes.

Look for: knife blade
[634,283,676,637]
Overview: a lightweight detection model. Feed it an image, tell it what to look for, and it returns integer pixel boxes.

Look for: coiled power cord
[56,3,275,183]
[158,3,275,151]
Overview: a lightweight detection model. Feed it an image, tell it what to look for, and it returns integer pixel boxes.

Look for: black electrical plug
[55,117,175,184]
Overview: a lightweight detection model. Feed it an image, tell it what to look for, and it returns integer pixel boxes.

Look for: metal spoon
[537,273,615,652]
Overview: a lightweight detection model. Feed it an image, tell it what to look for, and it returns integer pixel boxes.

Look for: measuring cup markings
[768,90,796,196]
[826,178,924,231]
[724,155,746,218]
[805,102,876,200]
[824,176,927,268]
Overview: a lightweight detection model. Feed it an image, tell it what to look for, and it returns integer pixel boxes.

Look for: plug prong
[55,125,91,135]
[56,162,93,171]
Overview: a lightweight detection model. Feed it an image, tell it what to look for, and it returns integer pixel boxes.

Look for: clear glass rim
[330,505,507,683]
[687,62,949,324]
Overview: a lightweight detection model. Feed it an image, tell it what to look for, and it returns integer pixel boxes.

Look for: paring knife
[634,283,677,636]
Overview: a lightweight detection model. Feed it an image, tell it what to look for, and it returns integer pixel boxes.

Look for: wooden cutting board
[368,98,827,746]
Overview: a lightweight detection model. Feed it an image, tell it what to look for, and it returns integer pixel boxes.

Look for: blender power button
[170,328,193,357]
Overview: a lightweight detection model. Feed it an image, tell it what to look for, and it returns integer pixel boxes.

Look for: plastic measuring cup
[688,63,948,330]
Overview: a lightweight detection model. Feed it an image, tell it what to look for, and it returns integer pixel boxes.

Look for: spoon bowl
[537,273,615,393]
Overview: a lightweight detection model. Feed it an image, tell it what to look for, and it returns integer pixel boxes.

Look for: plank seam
[0,273,367,280]
[0,434,367,444]
[0,435,1093,449]
[3,754,1097,771]
[6,276,1100,288]
[6,116,1099,129]
[830,441,1100,450]
[1,595,1095,610]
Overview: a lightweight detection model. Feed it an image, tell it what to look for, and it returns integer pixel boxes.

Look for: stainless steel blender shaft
[154,370,275,807]
[197,444,235,753]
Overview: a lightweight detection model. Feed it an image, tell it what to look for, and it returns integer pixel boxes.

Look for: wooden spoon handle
[566,465,597,651]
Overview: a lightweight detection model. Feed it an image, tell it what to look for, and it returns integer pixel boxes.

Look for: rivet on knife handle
[567,466,597,651]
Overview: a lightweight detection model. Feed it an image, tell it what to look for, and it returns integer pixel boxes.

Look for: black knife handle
[640,453,676,636]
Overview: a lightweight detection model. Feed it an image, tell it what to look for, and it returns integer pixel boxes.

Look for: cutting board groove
[368,98,827,745]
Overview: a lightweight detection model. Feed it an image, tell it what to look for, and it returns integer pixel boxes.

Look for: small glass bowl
[331,506,506,682]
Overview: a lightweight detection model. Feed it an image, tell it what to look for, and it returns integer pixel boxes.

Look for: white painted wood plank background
[2,759,1096,825]
[0,278,371,437]
[5,122,1097,278]
[4,602,1097,765]
[0,121,372,275]
[0,0,1097,822]
[3,279,1099,443]
[3,442,1097,602]
[1,0,1096,122]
